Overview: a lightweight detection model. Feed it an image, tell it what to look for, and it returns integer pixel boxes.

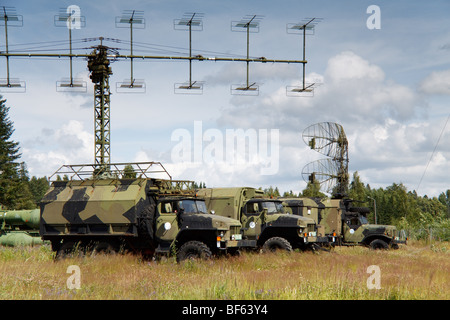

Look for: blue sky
[1,0,450,197]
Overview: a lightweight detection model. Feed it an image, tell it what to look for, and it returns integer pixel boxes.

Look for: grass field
[0,241,448,300]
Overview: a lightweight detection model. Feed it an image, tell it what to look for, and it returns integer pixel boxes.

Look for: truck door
[241,201,262,240]
[155,201,179,242]
[343,215,363,243]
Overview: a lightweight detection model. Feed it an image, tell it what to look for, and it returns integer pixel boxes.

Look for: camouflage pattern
[281,197,406,249]
[0,208,45,246]
[40,163,253,259]
[197,187,331,250]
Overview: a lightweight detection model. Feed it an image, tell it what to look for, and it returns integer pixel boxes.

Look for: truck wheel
[262,237,293,253]
[92,241,117,256]
[369,239,389,250]
[176,241,212,262]
[56,241,84,259]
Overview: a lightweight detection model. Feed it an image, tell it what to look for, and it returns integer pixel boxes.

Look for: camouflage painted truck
[0,207,45,246]
[197,187,332,252]
[39,162,253,260]
[282,197,407,249]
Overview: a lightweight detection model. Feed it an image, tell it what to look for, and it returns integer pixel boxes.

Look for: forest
[1,95,448,241]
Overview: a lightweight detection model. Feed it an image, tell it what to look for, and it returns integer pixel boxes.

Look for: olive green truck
[196,187,332,252]
[39,162,255,260]
[282,197,407,249]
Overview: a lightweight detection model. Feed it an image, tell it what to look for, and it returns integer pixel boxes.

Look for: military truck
[0,208,45,246]
[39,162,253,261]
[197,187,331,252]
[282,197,407,249]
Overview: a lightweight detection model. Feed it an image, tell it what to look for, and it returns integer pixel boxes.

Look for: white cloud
[325,51,385,83]
[419,69,450,95]
[22,120,93,177]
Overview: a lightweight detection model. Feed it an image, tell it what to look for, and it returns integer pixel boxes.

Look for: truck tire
[176,240,212,262]
[92,241,117,255]
[262,237,293,253]
[56,241,84,259]
[369,239,389,250]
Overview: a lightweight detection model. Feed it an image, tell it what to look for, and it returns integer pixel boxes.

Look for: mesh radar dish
[301,159,342,194]
[115,10,146,93]
[0,6,25,92]
[54,7,87,92]
[286,18,322,97]
[174,13,204,94]
[231,15,263,95]
[302,122,349,196]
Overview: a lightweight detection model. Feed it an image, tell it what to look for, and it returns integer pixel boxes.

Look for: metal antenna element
[54,7,87,92]
[302,122,349,197]
[286,17,322,97]
[231,15,264,95]
[174,12,204,94]
[116,10,146,93]
[0,6,25,92]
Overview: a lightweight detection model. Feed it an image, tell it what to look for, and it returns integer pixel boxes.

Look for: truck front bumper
[304,236,331,244]
[225,239,257,249]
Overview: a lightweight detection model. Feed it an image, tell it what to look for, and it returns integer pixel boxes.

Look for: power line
[417,112,450,192]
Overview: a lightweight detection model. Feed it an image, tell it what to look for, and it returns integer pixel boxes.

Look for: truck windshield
[178,200,208,214]
[360,216,368,224]
[260,201,284,214]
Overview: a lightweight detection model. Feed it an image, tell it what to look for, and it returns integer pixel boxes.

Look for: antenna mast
[87,40,113,167]
[0,6,24,92]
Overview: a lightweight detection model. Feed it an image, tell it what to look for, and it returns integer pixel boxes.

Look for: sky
[0,0,449,197]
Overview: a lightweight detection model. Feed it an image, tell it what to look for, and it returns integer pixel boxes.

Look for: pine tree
[29,176,50,206]
[302,179,325,198]
[0,96,22,208]
[12,162,35,209]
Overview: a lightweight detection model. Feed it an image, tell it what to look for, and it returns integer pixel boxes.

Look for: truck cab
[282,197,406,249]
[197,187,331,252]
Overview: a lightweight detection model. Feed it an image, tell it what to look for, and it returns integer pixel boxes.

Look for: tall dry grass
[0,241,448,300]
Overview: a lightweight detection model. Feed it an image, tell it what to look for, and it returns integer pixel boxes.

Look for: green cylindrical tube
[0,209,40,229]
[0,231,44,246]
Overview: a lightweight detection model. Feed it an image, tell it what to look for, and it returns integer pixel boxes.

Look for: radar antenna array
[230,15,264,95]
[0,6,25,92]
[54,7,87,92]
[286,17,322,97]
[0,6,319,168]
[302,122,349,196]
[174,12,204,94]
[115,10,146,93]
